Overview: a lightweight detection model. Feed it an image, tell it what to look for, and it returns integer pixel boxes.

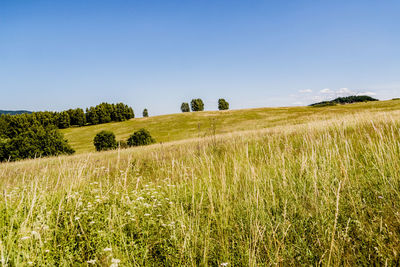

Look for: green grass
[62,99,400,153]
[1,101,400,265]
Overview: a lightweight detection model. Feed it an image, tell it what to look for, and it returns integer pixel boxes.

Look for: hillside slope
[62,99,400,153]
[1,106,400,265]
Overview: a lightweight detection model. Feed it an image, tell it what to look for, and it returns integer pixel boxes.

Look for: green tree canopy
[190,99,204,112]
[181,102,190,112]
[218,98,229,110]
[93,131,118,151]
[127,129,155,147]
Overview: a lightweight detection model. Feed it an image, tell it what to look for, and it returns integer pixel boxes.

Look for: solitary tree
[127,128,155,147]
[93,131,117,151]
[190,99,204,112]
[143,108,149,117]
[181,102,190,112]
[218,99,229,110]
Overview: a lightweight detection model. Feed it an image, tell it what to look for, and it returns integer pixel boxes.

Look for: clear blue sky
[1,0,399,115]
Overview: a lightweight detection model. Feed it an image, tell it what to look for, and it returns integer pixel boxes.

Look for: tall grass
[1,111,400,265]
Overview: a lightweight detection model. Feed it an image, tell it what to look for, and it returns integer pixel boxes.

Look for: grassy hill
[1,99,400,265]
[62,99,400,153]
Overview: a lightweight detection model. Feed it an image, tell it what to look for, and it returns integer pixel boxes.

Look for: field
[62,100,400,153]
[1,100,400,265]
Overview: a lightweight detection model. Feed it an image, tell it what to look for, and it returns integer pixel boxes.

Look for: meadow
[62,99,400,153]
[1,101,400,265]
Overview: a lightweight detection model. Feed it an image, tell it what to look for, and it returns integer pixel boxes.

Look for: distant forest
[0,110,32,115]
[0,102,134,162]
[310,95,378,107]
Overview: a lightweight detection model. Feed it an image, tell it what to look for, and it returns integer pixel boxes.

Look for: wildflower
[87,259,96,264]
[20,236,30,241]
[45,250,50,253]
[221,263,229,266]
[378,196,383,199]
[103,247,112,252]
[110,258,121,267]
[27,261,33,265]
[75,216,80,221]
[144,213,151,216]
[31,231,39,236]
[136,197,144,201]
[90,221,95,224]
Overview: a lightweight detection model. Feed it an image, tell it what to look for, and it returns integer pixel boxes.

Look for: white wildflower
[103,247,112,252]
[87,259,96,264]
[20,236,30,241]
[144,213,151,216]
[110,258,121,267]
[31,231,39,236]
[221,263,229,266]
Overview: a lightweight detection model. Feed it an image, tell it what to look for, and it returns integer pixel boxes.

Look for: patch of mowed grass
[61,100,400,153]
[1,111,400,265]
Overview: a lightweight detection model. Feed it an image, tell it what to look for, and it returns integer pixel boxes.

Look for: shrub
[143,109,149,117]
[190,99,204,112]
[93,131,117,151]
[218,99,229,110]
[181,102,190,112]
[127,129,155,147]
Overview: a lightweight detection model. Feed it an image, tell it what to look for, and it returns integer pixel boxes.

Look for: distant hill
[0,110,32,115]
[310,95,378,107]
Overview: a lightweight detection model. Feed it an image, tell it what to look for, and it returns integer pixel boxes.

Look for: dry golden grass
[1,103,400,265]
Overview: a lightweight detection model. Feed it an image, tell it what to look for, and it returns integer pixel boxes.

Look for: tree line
[0,102,134,162]
[181,98,229,112]
[310,95,378,107]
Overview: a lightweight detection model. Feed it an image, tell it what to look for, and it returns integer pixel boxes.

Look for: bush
[218,99,229,110]
[93,131,117,151]
[181,102,190,112]
[127,129,155,147]
[190,99,204,112]
[143,109,149,117]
